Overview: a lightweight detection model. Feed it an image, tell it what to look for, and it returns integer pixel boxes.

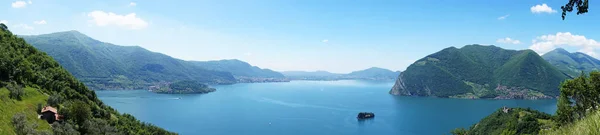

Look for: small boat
[357,112,375,119]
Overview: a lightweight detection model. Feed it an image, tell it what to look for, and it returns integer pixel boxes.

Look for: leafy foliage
[561,0,589,20]
[20,31,236,90]
[396,45,568,97]
[0,24,175,134]
[12,113,50,135]
[556,71,600,125]
[7,82,24,100]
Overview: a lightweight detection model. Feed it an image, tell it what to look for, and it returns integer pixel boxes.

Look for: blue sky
[2,0,599,73]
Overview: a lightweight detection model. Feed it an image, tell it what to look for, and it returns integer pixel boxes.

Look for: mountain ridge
[390,44,568,99]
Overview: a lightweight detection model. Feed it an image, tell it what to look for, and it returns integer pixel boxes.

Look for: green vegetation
[153,80,216,94]
[542,48,600,78]
[20,31,235,90]
[0,87,52,134]
[453,71,600,135]
[392,45,568,98]
[451,108,555,135]
[542,109,600,135]
[0,24,175,134]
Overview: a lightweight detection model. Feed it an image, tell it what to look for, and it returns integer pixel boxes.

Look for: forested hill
[20,30,236,90]
[0,24,174,134]
[390,44,569,99]
[542,48,600,78]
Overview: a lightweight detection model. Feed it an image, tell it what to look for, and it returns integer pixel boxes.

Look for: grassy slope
[0,87,51,134]
[543,110,600,135]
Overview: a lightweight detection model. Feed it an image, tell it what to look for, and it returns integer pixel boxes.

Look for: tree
[562,0,589,20]
[7,82,24,100]
[47,93,63,107]
[12,113,36,135]
[67,100,92,126]
[52,122,80,135]
[83,119,119,135]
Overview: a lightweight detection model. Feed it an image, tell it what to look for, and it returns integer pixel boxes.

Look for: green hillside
[542,48,600,78]
[451,108,555,135]
[390,45,569,99]
[20,31,235,90]
[542,110,600,135]
[0,24,174,134]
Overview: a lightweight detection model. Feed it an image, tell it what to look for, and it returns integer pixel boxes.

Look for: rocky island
[150,80,216,94]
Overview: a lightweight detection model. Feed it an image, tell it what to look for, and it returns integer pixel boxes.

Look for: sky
[2,0,600,73]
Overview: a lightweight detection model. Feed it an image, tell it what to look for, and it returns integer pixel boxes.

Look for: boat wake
[256,97,357,112]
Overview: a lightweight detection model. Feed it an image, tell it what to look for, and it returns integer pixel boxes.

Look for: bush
[83,118,119,134]
[12,113,36,135]
[52,122,80,135]
[47,94,62,107]
[7,82,24,100]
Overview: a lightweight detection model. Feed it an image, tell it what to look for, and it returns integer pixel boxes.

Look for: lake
[96,80,558,135]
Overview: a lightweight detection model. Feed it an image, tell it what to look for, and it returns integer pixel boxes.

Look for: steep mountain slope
[191,59,285,78]
[542,48,600,77]
[0,25,173,134]
[390,45,568,99]
[21,31,236,90]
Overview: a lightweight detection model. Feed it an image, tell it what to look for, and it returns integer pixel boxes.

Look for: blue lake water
[96,80,558,135]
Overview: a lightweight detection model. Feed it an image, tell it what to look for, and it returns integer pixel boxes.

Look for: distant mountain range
[542,48,600,78]
[20,31,284,90]
[390,45,569,99]
[282,67,400,81]
[191,59,288,83]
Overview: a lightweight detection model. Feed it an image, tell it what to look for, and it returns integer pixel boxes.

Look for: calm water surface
[96,80,557,135]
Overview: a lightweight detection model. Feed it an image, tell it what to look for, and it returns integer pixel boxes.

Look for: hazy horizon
[2,0,599,73]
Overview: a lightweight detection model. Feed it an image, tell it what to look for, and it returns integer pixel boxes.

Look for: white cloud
[497,14,509,20]
[0,20,8,25]
[129,2,136,7]
[529,32,600,57]
[87,10,148,30]
[322,39,328,43]
[11,1,27,8]
[27,0,31,4]
[531,4,557,14]
[33,20,46,25]
[497,37,521,44]
[14,24,34,30]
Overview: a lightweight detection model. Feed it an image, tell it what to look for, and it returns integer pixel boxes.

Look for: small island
[357,112,375,119]
[150,80,216,94]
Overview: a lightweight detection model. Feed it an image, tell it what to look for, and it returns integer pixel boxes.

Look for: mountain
[390,45,568,99]
[0,26,173,134]
[282,67,398,81]
[20,31,236,90]
[345,67,400,80]
[281,71,341,77]
[191,59,288,82]
[542,48,600,78]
